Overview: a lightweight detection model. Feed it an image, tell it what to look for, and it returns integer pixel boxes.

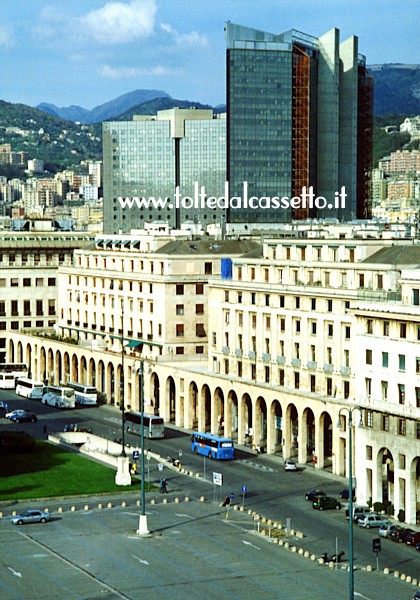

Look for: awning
[125,340,143,348]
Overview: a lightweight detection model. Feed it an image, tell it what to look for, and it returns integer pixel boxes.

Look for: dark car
[9,411,37,423]
[405,531,420,547]
[313,496,341,511]
[305,489,326,501]
[339,488,355,500]
[389,526,414,543]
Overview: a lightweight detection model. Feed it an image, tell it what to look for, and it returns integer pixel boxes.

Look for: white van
[345,505,371,522]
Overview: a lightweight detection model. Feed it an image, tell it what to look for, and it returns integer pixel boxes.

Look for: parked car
[305,489,326,501]
[389,526,414,543]
[5,409,25,419]
[357,514,390,529]
[345,505,371,522]
[339,488,355,500]
[9,410,37,423]
[379,523,399,538]
[405,531,420,547]
[413,591,420,600]
[11,510,51,525]
[313,496,341,511]
[284,459,298,471]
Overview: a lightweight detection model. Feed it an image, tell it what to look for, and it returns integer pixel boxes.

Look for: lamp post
[337,406,363,600]
[134,358,149,535]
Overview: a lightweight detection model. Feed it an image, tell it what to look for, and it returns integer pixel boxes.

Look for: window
[224,359,229,375]
[345,326,351,340]
[175,347,184,355]
[295,296,300,309]
[11,300,18,316]
[416,387,420,408]
[176,324,184,337]
[280,318,285,332]
[310,375,316,393]
[382,415,389,431]
[265,294,270,307]
[212,332,216,345]
[279,295,285,308]
[365,411,373,428]
[24,301,30,316]
[251,293,256,305]
[23,278,31,287]
[11,278,18,287]
[237,361,242,377]
[377,274,383,290]
[366,445,372,460]
[295,320,300,333]
[311,298,316,310]
[398,384,405,404]
[294,371,300,389]
[413,288,419,306]
[383,321,389,336]
[176,284,184,295]
[294,343,300,359]
[196,324,205,337]
[344,381,350,399]
[359,273,365,288]
[327,323,333,337]
[398,419,406,436]
[250,267,255,280]
[344,349,350,367]
[265,366,270,383]
[224,290,229,302]
[416,358,420,374]
[366,319,373,334]
[0,301,5,316]
[366,349,372,365]
[204,262,212,275]
[237,267,242,281]
[176,305,184,315]
[398,354,405,371]
[382,352,388,368]
[279,369,285,386]
[11,321,19,330]
[311,345,316,361]
[381,381,388,401]
[327,299,333,312]
[326,378,332,396]
[36,278,44,287]
[400,323,407,339]
[237,292,242,304]
[196,304,204,315]
[417,422,420,440]
[311,322,317,335]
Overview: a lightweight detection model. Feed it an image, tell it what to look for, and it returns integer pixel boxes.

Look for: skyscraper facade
[225,22,373,223]
[103,108,226,234]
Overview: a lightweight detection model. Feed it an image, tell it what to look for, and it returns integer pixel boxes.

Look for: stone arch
[63,352,70,385]
[225,390,238,440]
[214,387,224,434]
[321,411,333,469]
[254,396,267,449]
[39,347,46,382]
[166,376,176,424]
[408,456,420,525]
[17,341,23,362]
[150,372,160,414]
[107,362,115,405]
[80,356,87,384]
[285,403,299,458]
[8,339,15,362]
[71,354,78,383]
[302,407,315,463]
[188,381,199,430]
[55,350,62,385]
[240,393,252,445]
[88,358,96,387]
[376,448,395,511]
[97,360,105,394]
[268,399,283,455]
[47,349,54,384]
[26,344,32,377]
[200,384,211,432]
[116,363,123,406]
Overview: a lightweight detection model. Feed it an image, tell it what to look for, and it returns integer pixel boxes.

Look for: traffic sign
[229,493,235,499]
[242,486,247,493]
[213,472,223,486]
[158,463,164,471]
[372,538,381,553]
[132,450,139,460]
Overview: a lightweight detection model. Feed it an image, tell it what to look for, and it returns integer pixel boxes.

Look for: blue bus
[191,432,234,460]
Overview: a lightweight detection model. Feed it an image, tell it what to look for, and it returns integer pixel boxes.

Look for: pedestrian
[43,424,47,435]
[160,478,168,494]
[221,495,230,507]
[132,463,137,475]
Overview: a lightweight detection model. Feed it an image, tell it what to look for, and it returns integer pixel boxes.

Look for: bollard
[406,576,412,583]
[366,565,372,572]
[107,502,112,509]
[44,508,49,513]
[297,531,304,539]
[329,562,335,569]
[284,542,289,549]
[195,473,200,478]
[278,539,284,546]
[383,567,389,574]
[150,499,155,505]
[411,578,417,586]
[239,506,244,512]
[136,500,141,507]
[199,496,205,502]
[98,503,103,510]
[12,510,17,516]
[291,546,297,553]
[304,551,310,558]
[121,501,126,508]
[394,571,400,578]
[58,507,63,513]
[71,506,76,512]
[184,497,190,502]
[175,497,180,503]
[318,558,325,565]
[298,548,304,555]
[400,574,406,581]
[84,505,89,511]
[234,505,239,511]
[162,498,168,504]
[311,554,316,561]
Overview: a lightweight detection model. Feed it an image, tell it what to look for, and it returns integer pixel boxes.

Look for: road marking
[32,554,49,558]
[242,540,261,550]
[175,513,193,519]
[241,460,276,473]
[8,567,22,578]
[354,593,373,600]
[132,555,149,565]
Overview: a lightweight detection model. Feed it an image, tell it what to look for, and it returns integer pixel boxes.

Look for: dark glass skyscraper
[225,22,373,223]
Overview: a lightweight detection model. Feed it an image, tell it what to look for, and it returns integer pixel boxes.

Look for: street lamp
[133,358,149,536]
[337,406,363,600]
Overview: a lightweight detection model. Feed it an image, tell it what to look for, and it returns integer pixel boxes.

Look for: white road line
[242,540,261,550]
[132,555,149,565]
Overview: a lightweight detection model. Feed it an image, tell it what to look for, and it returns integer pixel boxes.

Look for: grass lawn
[0,441,143,501]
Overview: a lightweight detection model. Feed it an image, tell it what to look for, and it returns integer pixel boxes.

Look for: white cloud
[99,64,179,79]
[160,23,208,47]
[80,0,156,44]
[0,25,14,48]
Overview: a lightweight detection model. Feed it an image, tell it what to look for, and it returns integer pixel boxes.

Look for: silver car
[357,513,390,529]
[11,510,51,525]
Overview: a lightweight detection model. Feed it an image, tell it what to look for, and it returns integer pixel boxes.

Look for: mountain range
[34,64,420,123]
[36,89,172,124]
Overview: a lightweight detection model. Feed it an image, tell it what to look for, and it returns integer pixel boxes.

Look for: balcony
[222,346,229,354]
[248,350,256,359]
[235,348,243,357]
[323,363,333,373]
[291,358,301,367]
[341,366,351,376]
[307,360,317,369]
[276,355,285,364]
[262,353,271,362]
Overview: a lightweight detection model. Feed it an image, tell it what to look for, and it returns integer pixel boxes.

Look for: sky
[0,0,418,110]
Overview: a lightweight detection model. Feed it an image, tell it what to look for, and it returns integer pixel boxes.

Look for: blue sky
[0,0,418,109]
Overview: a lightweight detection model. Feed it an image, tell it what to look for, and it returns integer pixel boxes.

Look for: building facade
[103,108,226,234]
[225,22,374,223]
